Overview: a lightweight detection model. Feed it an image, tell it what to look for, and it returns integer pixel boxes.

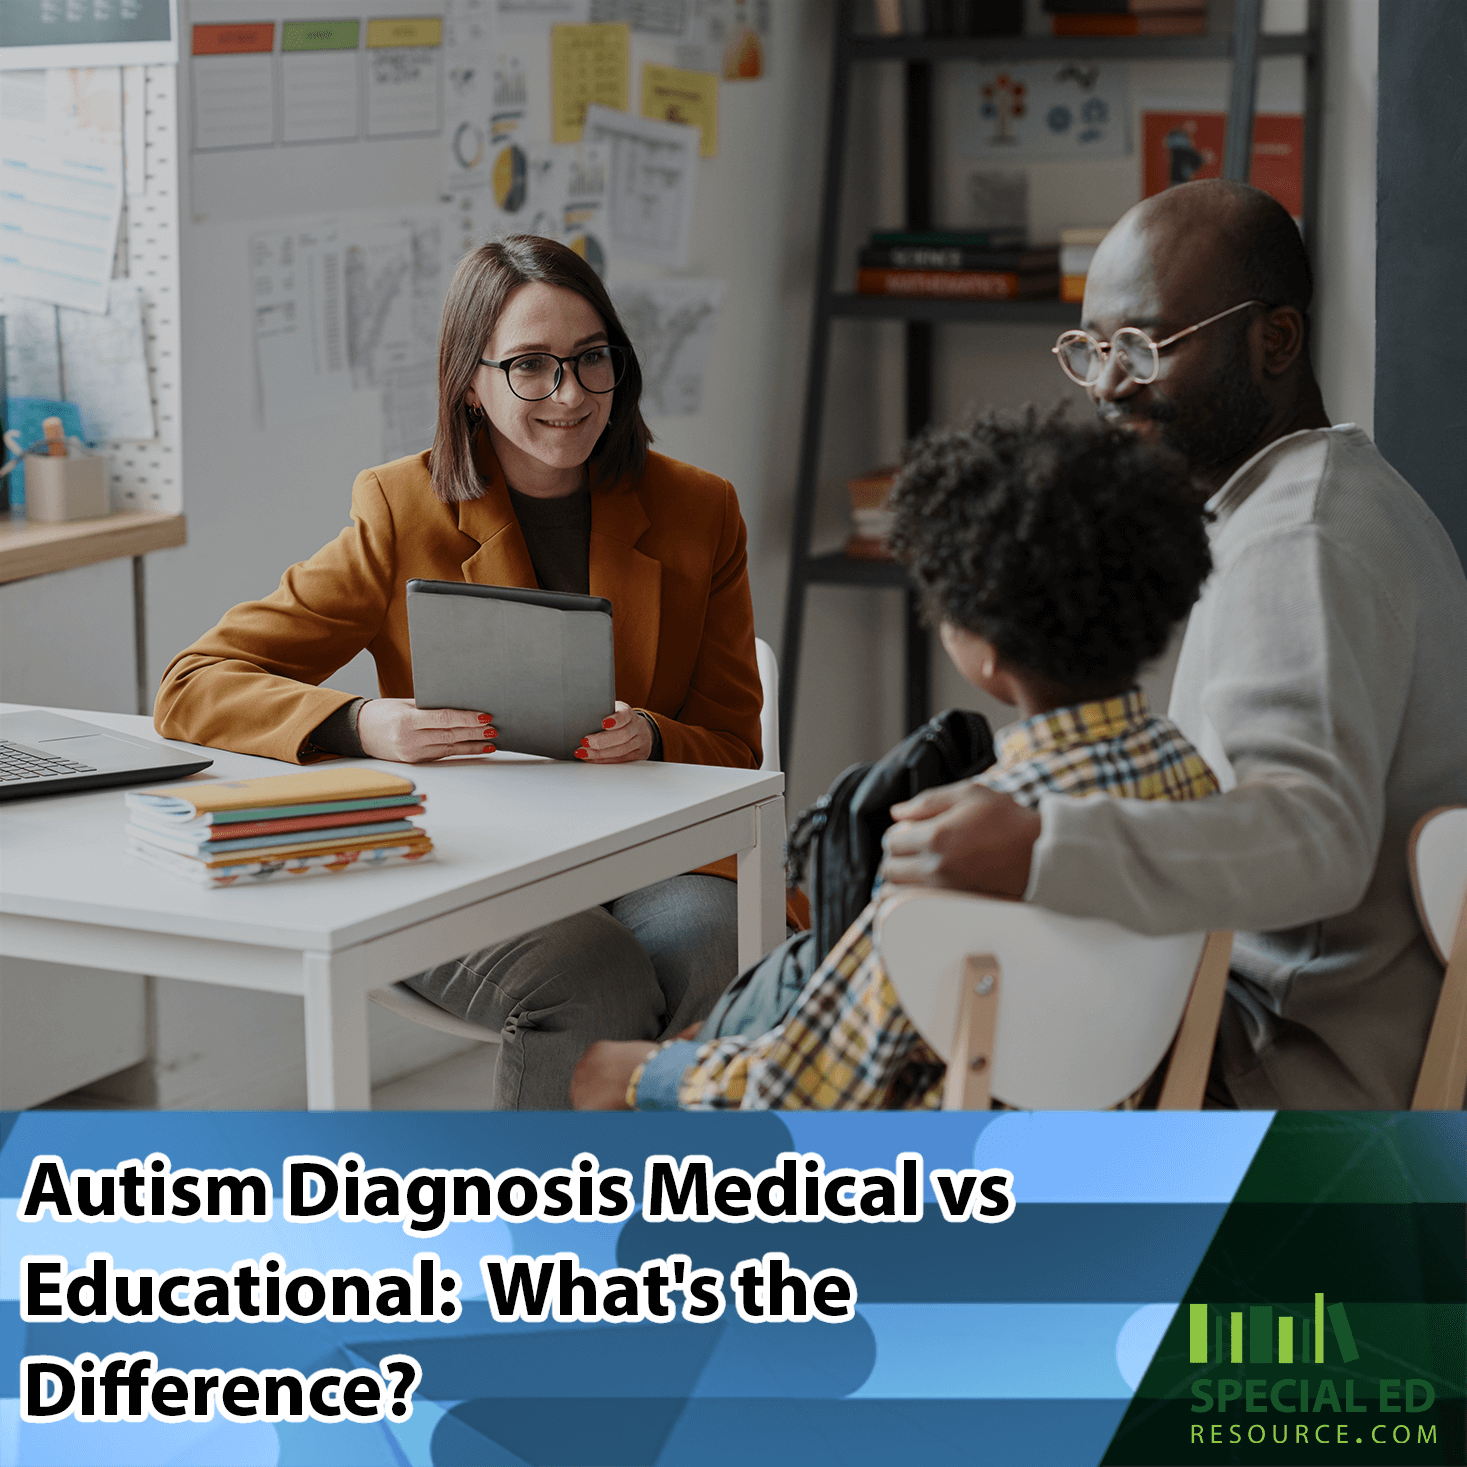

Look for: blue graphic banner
[0,1108,1296,1466]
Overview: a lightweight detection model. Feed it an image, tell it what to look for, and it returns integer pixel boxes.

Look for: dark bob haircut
[430,235,652,504]
[887,406,1213,691]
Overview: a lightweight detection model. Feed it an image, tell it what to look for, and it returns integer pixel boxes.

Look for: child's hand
[882,783,1039,897]
[570,1040,659,1109]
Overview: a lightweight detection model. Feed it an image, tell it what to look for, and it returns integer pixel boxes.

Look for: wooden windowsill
[0,508,187,584]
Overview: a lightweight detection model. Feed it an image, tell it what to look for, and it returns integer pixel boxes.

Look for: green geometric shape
[1229,1312,1242,1363]
[1249,1304,1271,1364]
[1189,1303,1208,1363]
[1328,1301,1360,1363]
[1101,1114,1466,1465]
[282,19,359,51]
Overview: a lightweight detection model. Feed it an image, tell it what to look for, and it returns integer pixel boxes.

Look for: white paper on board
[613,277,725,416]
[0,297,62,399]
[675,0,769,80]
[443,0,498,192]
[343,216,445,461]
[582,104,698,269]
[366,41,444,139]
[955,61,1131,162]
[56,280,156,442]
[249,222,353,428]
[193,51,276,151]
[0,69,125,315]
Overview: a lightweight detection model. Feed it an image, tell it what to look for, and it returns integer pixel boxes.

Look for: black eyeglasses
[479,345,627,402]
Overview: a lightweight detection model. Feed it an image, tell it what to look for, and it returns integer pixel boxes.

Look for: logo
[1188,1294,1357,1366]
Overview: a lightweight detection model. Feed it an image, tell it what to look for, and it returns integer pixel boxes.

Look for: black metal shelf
[831,293,1080,325]
[778,0,1323,774]
[849,33,1314,63]
[805,552,912,589]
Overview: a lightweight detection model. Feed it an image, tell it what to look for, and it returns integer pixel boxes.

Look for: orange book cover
[1142,111,1305,219]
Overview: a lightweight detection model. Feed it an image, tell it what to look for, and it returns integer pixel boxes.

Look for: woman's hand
[356,698,496,764]
[576,701,654,763]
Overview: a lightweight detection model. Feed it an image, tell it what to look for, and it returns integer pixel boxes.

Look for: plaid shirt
[633,688,1218,1111]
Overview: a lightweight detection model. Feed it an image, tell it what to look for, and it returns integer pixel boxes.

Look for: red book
[189,804,427,842]
[857,268,1059,300]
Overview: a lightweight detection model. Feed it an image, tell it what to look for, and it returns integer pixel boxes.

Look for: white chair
[367,638,783,1045]
[1408,805,1467,1110]
[875,890,1233,1110]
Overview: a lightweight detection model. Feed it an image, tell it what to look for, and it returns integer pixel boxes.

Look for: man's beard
[1100,328,1273,474]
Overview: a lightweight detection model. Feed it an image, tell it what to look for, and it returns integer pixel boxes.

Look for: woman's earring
[466,400,484,423]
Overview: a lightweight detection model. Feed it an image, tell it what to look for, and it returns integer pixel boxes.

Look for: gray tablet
[406,579,615,760]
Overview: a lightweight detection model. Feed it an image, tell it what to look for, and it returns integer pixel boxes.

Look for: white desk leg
[303,951,371,1110]
[737,795,786,972]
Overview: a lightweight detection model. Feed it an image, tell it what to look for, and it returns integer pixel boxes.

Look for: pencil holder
[23,445,110,523]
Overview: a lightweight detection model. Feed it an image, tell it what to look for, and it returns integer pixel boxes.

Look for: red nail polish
[602,716,617,729]
[484,727,497,737]
[477,714,493,723]
[483,743,495,752]
[581,737,590,746]
[574,748,589,759]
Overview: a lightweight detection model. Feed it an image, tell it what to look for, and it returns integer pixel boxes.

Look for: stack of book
[872,0,1023,36]
[1060,226,1110,303]
[857,229,1060,301]
[125,767,433,887]
[846,465,900,560]
[1043,0,1207,36]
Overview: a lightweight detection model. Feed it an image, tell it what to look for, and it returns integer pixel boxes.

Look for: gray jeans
[402,873,739,1109]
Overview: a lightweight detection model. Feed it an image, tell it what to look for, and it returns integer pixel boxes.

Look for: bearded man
[880,179,1467,1108]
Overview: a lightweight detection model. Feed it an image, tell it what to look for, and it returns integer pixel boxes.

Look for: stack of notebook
[125,768,433,887]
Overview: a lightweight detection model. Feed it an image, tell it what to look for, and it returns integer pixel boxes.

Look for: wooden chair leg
[943,955,1001,1110]
[1411,886,1467,1110]
[1157,931,1234,1111]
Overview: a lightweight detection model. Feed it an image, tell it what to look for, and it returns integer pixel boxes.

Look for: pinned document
[281,20,362,144]
[366,17,444,138]
[0,69,124,315]
[640,62,718,157]
[676,0,768,80]
[191,22,277,150]
[613,278,724,416]
[551,21,629,142]
[249,223,352,428]
[56,280,156,443]
[583,104,698,268]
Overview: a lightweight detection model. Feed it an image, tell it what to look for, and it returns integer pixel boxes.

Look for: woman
[156,235,790,1108]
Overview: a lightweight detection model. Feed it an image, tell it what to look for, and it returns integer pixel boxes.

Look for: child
[578,407,1220,1110]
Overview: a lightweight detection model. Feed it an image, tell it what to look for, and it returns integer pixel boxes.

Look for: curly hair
[886,406,1213,690]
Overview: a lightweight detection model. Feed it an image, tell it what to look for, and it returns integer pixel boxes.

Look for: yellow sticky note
[365,17,442,48]
[551,22,630,143]
[640,63,718,158]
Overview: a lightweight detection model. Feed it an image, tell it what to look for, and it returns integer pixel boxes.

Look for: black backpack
[787,709,997,963]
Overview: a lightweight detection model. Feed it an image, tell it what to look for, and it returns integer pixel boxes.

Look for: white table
[0,706,787,1108]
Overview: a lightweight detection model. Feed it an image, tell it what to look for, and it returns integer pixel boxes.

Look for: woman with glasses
[155,235,786,1108]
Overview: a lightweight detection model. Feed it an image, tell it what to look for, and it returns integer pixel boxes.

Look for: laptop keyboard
[0,739,98,783]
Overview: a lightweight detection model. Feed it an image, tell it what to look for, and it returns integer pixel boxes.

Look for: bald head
[1096,180,1312,326]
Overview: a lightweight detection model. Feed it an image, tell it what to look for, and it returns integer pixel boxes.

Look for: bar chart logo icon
[1188,1295,1359,1366]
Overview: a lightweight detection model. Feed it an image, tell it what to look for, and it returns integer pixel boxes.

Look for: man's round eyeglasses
[479,345,627,402]
[1051,299,1268,387]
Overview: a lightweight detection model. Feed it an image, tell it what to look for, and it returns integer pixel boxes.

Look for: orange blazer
[156,444,762,768]
[155,443,809,925]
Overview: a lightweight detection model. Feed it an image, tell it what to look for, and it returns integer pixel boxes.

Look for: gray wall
[1375,0,1467,563]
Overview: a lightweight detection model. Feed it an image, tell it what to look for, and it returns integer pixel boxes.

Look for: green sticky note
[282,20,360,52]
